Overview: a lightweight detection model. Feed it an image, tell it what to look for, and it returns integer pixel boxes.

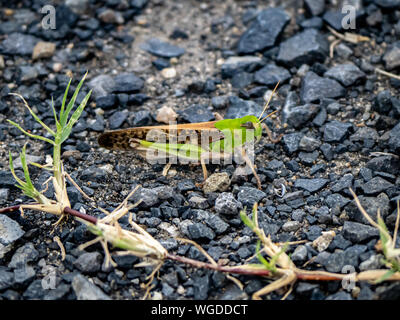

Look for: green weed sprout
[7,72,91,222]
[350,188,400,283]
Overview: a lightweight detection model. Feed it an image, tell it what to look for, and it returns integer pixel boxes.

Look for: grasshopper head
[239,115,262,142]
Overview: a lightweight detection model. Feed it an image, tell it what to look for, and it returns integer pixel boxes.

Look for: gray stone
[237,187,266,207]
[343,221,379,243]
[88,75,115,99]
[74,252,102,273]
[361,177,393,195]
[323,120,352,142]
[383,41,400,70]
[140,38,185,58]
[179,104,214,123]
[304,0,325,16]
[0,269,14,291]
[14,265,35,285]
[283,104,319,129]
[112,73,144,93]
[221,56,263,78]
[72,274,111,300]
[277,29,329,68]
[237,8,290,54]
[9,243,39,269]
[225,96,263,119]
[345,194,390,224]
[291,245,308,262]
[0,33,39,56]
[324,63,365,86]
[388,122,400,154]
[300,72,345,103]
[215,192,242,215]
[254,64,291,87]
[282,132,302,154]
[294,178,329,193]
[0,215,24,246]
[282,221,301,232]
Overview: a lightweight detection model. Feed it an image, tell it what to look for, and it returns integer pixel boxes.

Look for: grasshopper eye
[241,122,254,129]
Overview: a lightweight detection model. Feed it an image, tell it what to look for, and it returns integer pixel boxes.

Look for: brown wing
[98,121,223,151]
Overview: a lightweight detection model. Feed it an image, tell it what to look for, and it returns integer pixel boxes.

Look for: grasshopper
[98,84,281,190]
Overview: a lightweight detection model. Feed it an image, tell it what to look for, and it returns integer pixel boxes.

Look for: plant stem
[0,204,97,224]
[53,136,62,186]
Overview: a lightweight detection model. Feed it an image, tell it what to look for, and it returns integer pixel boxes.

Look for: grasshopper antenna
[258,81,280,121]
[260,109,278,123]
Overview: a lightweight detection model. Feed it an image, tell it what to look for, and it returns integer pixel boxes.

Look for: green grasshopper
[98,84,281,189]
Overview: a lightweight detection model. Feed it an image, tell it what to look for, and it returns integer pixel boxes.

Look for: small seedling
[7,72,92,225]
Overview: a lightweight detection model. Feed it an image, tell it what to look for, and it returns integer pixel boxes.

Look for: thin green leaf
[29,162,53,171]
[61,90,92,144]
[375,269,396,284]
[269,242,288,269]
[9,93,55,136]
[60,72,88,127]
[59,78,72,125]
[20,144,34,189]
[7,120,55,145]
[51,96,61,131]
[240,208,254,230]
[9,151,26,187]
[256,240,274,271]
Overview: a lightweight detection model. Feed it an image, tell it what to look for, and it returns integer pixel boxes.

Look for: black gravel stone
[282,132,302,154]
[140,38,185,58]
[0,33,39,56]
[206,215,229,234]
[300,72,345,103]
[0,171,17,188]
[343,221,379,243]
[8,243,39,269]
[324,63,365,87]
[74,252,102,273]
[325,193,350,209]
[187,223,215,240]
[179,104,214,123]
[237,187,266,207]
[294,178,329,193]
[215,192,242,215]
[96,95,116,109]
[225,96,263,119]
[108,111,128,129]
[0,269,14,291]
[237,8,290,54]
[130,110,152,126]
[373,90,392,114]
[304,0,325,16]
[221,56,263,78]
[277,29,329,68]
[366,156,400,175]
[388,122,400,154]
[323,120,352,142]
[283,103,320,128]
[383,41,400,70]
[254,63,291,87]
[361,176,393,195]
[112,73,144,93]
[230,72,253,89]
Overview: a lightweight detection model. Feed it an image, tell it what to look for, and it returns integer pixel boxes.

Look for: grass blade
[7,120,55,145]
[60,90,92,144]
[9,93,55,136]
[59,78,72,126]
[60,72,88,127]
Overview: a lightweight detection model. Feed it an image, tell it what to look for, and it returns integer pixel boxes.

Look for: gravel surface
[0,0,400,300]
